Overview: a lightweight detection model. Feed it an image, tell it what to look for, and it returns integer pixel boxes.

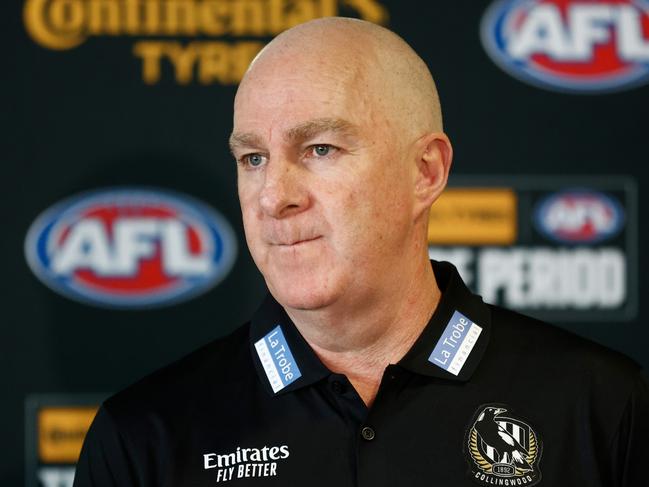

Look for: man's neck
[284,258,441,407]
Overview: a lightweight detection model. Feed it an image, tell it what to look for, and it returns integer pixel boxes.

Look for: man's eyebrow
[229,118,358,153]
[228,132,265,153]
[285,118,358,142]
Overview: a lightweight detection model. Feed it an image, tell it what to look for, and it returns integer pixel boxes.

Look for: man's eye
[242,154,266,167]
[310,145,336,157]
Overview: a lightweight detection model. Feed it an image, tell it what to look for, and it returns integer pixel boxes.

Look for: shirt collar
[249,260,491,396]
[249,293,330,396]
[396,260,491,382]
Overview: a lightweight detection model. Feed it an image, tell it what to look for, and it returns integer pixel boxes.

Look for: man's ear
[413,132,453,213]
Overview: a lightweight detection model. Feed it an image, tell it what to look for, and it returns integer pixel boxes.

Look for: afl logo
[24,188,237,309]
[533,190,624,244]
[480,0,649,93]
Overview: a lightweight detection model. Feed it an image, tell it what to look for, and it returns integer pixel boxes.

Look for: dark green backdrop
[4,1,648,485]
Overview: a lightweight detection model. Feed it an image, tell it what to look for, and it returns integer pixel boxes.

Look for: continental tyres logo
[23,0,389,85]
[428,188,517,245]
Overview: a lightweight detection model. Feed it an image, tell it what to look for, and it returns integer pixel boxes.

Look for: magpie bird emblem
[465,404,542,486]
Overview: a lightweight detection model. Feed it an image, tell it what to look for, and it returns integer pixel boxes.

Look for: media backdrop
[3,1,648,485]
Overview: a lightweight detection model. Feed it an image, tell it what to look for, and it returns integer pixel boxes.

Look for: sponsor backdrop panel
[3,0,648,485]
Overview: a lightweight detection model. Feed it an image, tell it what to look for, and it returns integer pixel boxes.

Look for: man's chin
[266,276,338,312]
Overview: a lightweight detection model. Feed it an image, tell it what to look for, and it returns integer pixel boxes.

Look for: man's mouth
[276,236,322,247]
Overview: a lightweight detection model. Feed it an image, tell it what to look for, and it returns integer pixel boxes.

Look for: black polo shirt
[74,261,649,487]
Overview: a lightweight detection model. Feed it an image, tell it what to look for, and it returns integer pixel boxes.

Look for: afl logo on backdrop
[480,0,649,93]
[24,188,237,309]
[533,190,625,244]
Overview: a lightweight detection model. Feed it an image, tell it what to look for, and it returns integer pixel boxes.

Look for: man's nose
[258,159,309,218]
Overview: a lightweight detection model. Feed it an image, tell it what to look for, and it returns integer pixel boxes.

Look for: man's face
[231,57,419,311]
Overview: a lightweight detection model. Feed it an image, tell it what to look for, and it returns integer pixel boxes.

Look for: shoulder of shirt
[102,322,252,419]
[487,303,642,391]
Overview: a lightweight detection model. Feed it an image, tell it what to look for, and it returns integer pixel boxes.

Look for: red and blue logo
[24,188,237,309]
[533,189,625,243]
[481,0,649,93]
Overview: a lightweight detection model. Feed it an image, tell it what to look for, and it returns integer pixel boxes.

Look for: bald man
[74,18,649,487]
[231,17,451,408]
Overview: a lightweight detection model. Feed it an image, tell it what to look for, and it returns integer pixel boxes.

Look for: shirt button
[361,426,375,441]
[331,381,344,394]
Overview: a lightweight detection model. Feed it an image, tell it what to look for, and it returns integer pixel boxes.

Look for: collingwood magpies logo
[465,405,542,486]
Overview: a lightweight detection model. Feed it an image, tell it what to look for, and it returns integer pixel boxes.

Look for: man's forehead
[235,67,363,116]
[229,117,359,150]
